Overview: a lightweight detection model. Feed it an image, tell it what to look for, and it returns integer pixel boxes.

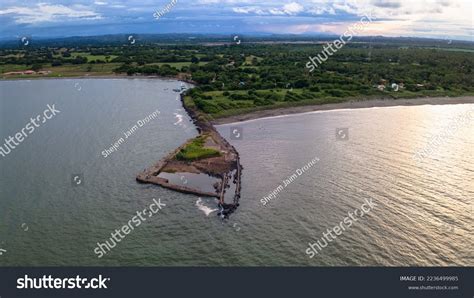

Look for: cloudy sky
[0,0,472,40]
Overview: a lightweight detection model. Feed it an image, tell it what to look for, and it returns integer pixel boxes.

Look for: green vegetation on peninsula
[175,135,221,161]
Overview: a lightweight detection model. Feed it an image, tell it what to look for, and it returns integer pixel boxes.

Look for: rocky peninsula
[137,88,242,218]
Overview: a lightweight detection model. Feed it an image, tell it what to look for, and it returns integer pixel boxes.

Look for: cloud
[0,0,471,41]
[308,7,335,15]
[282,2,304,15]
[0,3,102,24]
[372,0,402,8]
[232,7,265,15]
[232,2,304,16]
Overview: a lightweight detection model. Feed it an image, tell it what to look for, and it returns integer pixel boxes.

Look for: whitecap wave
[196,198,218,216]
[173,113,184,126]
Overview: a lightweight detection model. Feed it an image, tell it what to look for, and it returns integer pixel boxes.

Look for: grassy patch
[243,55,263,66]
[147,62,208,70]
[1,63,123,78]
[189,87,473,119]
[192,89,356,118]
[0,64,30,73]
[175,135,221,161]
[70,52,118,62]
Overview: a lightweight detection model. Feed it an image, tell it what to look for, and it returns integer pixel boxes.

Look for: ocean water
[0,79,472,266]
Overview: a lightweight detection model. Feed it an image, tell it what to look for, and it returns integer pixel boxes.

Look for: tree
[31,64,42,71]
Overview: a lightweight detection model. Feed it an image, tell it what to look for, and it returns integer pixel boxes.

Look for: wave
[195,198,218,216]
[173,113,184,126]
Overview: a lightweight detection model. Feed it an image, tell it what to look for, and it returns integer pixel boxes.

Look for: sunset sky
[0,0,472,40]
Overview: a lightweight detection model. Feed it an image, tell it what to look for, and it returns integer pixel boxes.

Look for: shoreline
[0,74,196,84]
[4,75,472,125]
[1,74,127,81]
[212,96,474,125]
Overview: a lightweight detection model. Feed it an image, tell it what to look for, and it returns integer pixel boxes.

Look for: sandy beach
[212,96,474,125]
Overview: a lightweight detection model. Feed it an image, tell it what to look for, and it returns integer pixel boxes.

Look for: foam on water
[196,198,218,216]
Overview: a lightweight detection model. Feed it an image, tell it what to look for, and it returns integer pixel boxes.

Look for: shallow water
[158,172,219,194]
[0,79,472,266]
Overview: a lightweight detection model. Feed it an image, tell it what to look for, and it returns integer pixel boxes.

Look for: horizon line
[1,33,473,44]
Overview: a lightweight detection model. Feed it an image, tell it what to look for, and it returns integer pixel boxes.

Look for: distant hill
[1,34,473,49]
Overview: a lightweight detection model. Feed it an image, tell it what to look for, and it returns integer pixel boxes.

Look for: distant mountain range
[1,33,473,48]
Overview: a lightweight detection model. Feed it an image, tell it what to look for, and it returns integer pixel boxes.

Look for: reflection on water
[217,103,473,266]
[158,172,220,194]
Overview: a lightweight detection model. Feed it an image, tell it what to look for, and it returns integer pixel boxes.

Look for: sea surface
[0,79,472,266]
